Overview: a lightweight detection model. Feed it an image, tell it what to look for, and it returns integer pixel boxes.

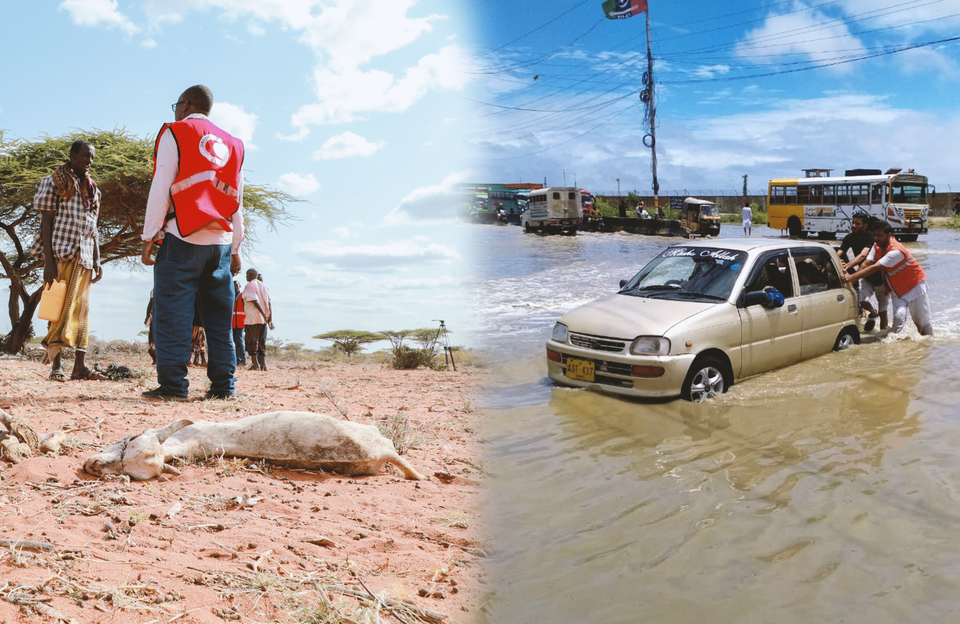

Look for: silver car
[546,239,860,402]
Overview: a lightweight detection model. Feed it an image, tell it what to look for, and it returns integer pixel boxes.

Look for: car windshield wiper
[628,284,681,291]
[670,291,728,301]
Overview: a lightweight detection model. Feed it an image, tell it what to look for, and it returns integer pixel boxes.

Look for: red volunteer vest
[873,237,926,298]
[154,118,244,236]
[232,293,246,329]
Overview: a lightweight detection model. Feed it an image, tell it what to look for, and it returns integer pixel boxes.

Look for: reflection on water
[472,227,960,623]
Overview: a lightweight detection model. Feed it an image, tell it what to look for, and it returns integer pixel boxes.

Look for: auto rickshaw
[681,197,721,237]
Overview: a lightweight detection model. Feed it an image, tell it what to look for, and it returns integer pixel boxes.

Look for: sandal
[49,368,67,382]
[71,366,108,381]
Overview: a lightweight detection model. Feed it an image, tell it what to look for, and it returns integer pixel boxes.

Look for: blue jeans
[233,327,245,364]
[153,235,236,396]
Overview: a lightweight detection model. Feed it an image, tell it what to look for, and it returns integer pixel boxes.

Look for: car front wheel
[681,356,728,402]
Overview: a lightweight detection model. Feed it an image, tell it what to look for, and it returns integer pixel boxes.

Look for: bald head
[180,85,214,115]
[246,268,258,282]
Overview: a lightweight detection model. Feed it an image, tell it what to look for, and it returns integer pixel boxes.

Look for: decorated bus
[767,168,930,242]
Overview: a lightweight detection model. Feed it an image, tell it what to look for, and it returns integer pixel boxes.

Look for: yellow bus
[767,168,929,242]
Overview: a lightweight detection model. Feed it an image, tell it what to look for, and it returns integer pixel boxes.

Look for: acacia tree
[313,330,384,357]
[0,128,297,354]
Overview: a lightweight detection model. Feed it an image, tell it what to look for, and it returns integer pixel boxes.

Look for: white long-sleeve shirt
[142,113,244,252]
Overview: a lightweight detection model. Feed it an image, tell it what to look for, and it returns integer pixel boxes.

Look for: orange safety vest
[873,237,926,298]
[154,118,244,237]
[232,293,245,329]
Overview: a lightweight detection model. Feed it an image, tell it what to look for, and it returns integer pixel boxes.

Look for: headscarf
[52,162,99,210]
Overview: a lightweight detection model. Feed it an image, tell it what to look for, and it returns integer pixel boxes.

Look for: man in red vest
[140,84,245,400]
[842,221,932,336]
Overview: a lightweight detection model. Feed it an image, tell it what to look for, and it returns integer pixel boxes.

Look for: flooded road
[471,226,960,623]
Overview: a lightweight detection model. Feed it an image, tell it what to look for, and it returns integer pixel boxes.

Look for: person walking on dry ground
[242,268,271,370]
[141,84,245,401]
[30,141,105,381]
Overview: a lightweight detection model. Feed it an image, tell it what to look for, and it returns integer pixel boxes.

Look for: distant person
[243,268,272,371]
[232,280,246,365]
[29,140,105,381]
[141,84,245,401]
[656,205,665,220]
[742,205,752,236]
[840,213,888,331]
[191,295,207,367]
[843,221,932,336]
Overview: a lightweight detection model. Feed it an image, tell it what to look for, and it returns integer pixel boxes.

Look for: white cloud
[210,102,258,149]
[380,276,460,290]
[294,238,462,272]
[291,44,469,126]
[59,0,139,36]
[247,21,265,36]
[332,226,351,239]
[386,171,473,225]
[693,64,730,79]
[277,173,321,196]
[141,37,157,48]
[312,131,385,160]
[735,8,866,73]
[132,1,466,134]
[289,266,370,289]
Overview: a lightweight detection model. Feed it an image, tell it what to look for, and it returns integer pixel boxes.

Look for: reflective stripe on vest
[875,238,926,298]
[171,170,239,198]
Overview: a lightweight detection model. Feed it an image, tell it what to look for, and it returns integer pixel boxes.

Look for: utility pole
[616,178,621,195]
[573,173,577,188]
[645,5,659,211]
[742,174,748,204]
[562,168,566,186]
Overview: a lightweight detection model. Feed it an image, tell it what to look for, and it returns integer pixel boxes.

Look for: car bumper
[545,340,696,398]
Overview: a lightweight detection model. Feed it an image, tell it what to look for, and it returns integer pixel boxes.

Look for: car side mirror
[744,289,785,308]
[743,291,769,307]
[619,279,628,289]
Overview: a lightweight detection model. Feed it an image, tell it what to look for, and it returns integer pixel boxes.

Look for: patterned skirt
[42,256,92,357]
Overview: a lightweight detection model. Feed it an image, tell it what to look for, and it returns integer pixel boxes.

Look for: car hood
[559,293,717,339]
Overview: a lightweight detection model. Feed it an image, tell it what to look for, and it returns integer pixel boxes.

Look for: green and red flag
[603,0,647,19]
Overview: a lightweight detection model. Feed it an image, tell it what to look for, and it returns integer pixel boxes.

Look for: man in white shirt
[242,268,272,370]
[140,85,245,400]
[842,221,932,336]
[742,205,752,236]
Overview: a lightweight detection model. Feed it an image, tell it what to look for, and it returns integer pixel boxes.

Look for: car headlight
[551,323,568,343]
[630,336,670,355]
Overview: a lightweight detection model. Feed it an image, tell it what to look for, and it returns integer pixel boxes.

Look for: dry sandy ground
[0,351,486,624]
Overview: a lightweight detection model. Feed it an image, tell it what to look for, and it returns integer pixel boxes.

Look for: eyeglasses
[171,100,188,112]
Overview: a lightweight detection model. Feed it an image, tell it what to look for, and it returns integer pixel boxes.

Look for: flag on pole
[603,0,647,19]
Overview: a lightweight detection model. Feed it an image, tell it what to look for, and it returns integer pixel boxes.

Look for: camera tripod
[432,320,456,371]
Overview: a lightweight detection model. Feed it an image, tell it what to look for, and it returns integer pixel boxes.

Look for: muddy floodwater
[470,225,960,623]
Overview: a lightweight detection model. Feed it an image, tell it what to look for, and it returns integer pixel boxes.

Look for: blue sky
[0,1,474,349]
[469,0,960,196]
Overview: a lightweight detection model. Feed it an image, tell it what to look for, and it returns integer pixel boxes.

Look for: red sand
[0,353,486,623]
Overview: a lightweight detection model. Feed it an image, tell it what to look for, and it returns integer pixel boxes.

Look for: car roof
[667,237,837,253]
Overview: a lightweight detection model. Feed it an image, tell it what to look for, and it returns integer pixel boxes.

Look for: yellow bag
[38,280,66,322]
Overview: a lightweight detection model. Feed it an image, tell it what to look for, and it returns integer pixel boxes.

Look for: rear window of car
[792,249,842,295]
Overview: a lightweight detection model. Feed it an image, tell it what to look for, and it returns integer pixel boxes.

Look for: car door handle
[837,294,844,302]
[787,304,798,313]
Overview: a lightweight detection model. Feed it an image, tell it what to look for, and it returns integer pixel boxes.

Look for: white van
[521,187,582,235]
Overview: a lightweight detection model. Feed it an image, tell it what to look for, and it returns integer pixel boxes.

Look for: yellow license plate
[566,358,595,382]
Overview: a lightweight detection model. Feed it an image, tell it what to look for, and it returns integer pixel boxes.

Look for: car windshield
[699,205,719,216]
[620,247,748,302]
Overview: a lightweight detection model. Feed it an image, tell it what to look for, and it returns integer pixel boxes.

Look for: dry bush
[377,413,426,455]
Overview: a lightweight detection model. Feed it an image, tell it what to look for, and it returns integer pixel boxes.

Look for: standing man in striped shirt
[29,141,105,381]
[242,268,271,371]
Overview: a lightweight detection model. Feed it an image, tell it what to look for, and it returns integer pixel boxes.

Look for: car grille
[569,333,627,353]
[904,209,921,220]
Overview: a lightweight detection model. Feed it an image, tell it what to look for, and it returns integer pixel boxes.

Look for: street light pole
[562,168,566,186]
[573,173,577,187]
[616,178,621,195]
